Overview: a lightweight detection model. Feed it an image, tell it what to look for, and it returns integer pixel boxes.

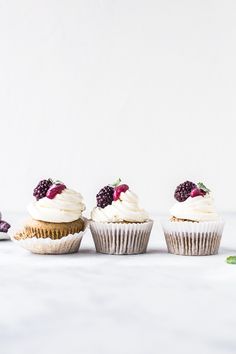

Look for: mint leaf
[226,256,236,264]
[54,179,63,185]
[197,182,210,194]
[112,178,121,187]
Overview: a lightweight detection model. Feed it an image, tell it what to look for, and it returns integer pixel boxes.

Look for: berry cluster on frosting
[96,178,129,208]
[33,179,66,200]
[174,181,210,202]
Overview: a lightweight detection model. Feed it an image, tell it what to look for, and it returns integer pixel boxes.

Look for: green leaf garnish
[226,256,236,264]
[197,182,210,194]
[54,179,63,185]
[112,178,121,187]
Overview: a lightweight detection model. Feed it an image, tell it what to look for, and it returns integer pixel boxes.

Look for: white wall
[0,0,236,215]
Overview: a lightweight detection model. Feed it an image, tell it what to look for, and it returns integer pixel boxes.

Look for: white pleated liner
[11,230,87,255]
[0,232,10,240]
[161,219,225,256]
[90,220,153,255]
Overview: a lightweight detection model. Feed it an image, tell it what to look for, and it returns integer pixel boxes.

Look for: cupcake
[90,179,153,255]
[0,213,11,240]
[12,179,87,254]
[162,181,224,256]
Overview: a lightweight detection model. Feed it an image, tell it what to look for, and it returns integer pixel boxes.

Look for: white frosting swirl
[28,188,86,223]
[170,194,219,222]
[91,190,149,223]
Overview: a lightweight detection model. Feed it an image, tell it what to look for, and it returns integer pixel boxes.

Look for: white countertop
[0,213,236,354]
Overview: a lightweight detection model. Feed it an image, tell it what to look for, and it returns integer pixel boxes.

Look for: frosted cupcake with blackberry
[90,179,153,255]
[12,179,87,254]
[162,181,224,256]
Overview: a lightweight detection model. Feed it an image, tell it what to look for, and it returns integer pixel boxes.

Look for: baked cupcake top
[91,179,149,223]
[170,181,219,222]
[28,179,85,223]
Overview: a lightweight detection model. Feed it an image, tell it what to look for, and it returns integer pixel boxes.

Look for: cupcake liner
[90,220,153,255]
[161,219,224,256]
[11,229,87,255]
[0,232,10,241]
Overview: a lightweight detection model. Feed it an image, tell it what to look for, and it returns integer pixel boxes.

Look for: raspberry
[113,184,129,201]
[190,188,206,198]
[33,179,53,200]
[46,184,66,199]
[96,186,114,208]
[174,181,196,202]
[190,182,210,198]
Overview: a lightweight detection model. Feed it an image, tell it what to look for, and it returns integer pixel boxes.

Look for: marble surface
[0,213,236,354]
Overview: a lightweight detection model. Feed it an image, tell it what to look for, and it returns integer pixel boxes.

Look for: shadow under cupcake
[90,179,153,255]
[12,179,87,254]
[161,181,224,256]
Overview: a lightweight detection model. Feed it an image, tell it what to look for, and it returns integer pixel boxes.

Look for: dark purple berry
[0,220,10,233]
[33,179,53,200]
[96,185,114,208]
[174,181,196,202]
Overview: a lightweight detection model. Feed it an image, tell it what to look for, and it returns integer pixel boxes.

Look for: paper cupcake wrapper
[0,232,10,241]
[90,220,153,255]
[161,219,224,256]
[11,230,87,255]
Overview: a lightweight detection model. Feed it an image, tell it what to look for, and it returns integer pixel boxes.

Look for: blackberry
[174,181,196,202]
[0,221,10,233]
[33,179,53,200]
[96,185,114,208]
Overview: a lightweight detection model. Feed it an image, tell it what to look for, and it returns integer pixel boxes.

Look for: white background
[1,4,236,354]
[0,0,236,215]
